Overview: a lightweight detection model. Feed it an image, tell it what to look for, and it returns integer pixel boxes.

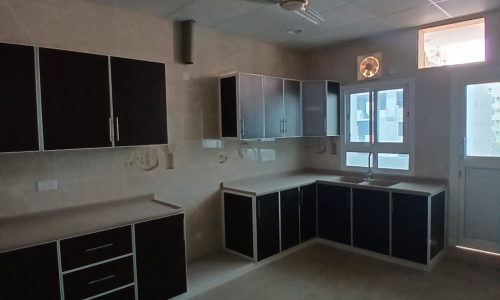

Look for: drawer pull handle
[88,275,115,285]
[85,243,114,252]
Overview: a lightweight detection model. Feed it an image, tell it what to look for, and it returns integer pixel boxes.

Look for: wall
[0,0,309,260]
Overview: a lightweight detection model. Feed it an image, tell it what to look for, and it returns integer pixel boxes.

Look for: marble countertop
[222,171,446,196]
[0,194,183,252]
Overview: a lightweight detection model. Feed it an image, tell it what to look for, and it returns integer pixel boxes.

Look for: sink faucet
[367,152,374,181]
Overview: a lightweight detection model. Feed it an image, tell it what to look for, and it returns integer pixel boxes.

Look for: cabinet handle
[323,117,326,134]
[257,200,261,219]
[108,117,114,143]
[280,118,284,134]
[116,117,120,142]
[85,243,114,252]
[88,275,115,285]
[300,189,304,206]
[241,118,245,137]
[285,119,288,134]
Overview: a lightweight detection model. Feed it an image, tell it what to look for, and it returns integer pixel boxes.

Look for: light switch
[37,179,58,192]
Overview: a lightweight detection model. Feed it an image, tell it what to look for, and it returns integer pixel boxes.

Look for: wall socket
[37,179,58,192]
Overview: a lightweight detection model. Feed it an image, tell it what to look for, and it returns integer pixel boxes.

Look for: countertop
[222,171,446,196]
[0,194,183,252]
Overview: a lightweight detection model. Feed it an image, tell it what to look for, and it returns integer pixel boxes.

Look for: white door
[456,78,500,254]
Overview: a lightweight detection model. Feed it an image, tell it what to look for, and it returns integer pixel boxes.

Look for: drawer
[60,226,132,271]
[95,286,135,300]
[64,256,134,300]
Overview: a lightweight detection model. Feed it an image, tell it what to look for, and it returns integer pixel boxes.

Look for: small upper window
[418,18,485,69]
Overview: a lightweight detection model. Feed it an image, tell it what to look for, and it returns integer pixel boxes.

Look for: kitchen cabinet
[317,184,351,245]
[135,214,187,300]
[302,81,340,137]
[219,73,264,139]
[0,242,61,299]
[110,57,168,146]
[352,188,390,255]
[0,43,38,153]
[300,184,317,242]
[224,193,254,258]
[39,48,111,150]
[392,193,428,264]
[430,191,445,259]
[257,192,280,260]
[264,77,301,138]
[280,188,300,251]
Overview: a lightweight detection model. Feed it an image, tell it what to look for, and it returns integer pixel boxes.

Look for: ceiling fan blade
[294,5,326,25]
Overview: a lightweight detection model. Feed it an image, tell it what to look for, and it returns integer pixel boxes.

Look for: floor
[191,244,500,300]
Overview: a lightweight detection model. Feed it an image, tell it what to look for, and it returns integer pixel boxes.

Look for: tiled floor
[191,244,500,300]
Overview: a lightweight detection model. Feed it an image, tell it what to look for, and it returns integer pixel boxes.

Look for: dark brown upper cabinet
[0,43,38,152]
[110,57,168,147]
[39,48,111,150]
[302,81,340,137]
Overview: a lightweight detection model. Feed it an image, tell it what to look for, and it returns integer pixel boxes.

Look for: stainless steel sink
[361,179,399,187]
[337,176,365,184]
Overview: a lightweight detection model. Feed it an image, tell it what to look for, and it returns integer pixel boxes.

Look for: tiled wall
[0,0,309,260]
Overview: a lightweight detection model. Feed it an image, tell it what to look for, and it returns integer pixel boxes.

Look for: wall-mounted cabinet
[302,81,340,137]
[264,77,301,138]
[0,42,168,153]
[0,43,39,152]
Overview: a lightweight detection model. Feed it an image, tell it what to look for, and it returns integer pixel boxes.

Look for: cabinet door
[224,193,254,258]
[257,193,280,261]
[0,242,60,299]
[317,184,351,245]
[392,193,428,264]
[0,43,38,152]
[302,81,326,136]
[239,73,264,139]
[111,57,167,146]
[300,184,317,242]
[264,76,284,138]
[40,48,111,150]
[284,79,301,137]
[135,214,187,300]
[220,76,238,138]
[352,189,390,255]
[431,191,445,259]
[326,81,340,136]
[280,188,300,251]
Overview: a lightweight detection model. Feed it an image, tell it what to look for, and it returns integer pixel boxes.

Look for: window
[418,18,485,69]
[343,79,414,174]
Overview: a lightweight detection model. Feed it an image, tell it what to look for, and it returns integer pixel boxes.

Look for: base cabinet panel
[392,193,428,264]
[431,191,445,259]
[0,242,60,299]
[317,184,351,245]
[300,184,317,242]
[224,193,254,258]
[135,214,187,300]
[353,189,390,255]
[280,188,300,251]
[257,193,280,261]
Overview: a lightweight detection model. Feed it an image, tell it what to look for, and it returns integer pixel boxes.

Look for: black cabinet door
[220,76,238,138]
[317,184,351,245]
[224,193,254,258]
[352,189,390,255]
[0,242,60,299]
[392,193,428,264]
[257,193,280,261]
[302,81,326,136]
[284,79,301,137]
[111,57,167,146]
[39,48,111,150]
[280,188,300,251]
[239,73,264,139]
[135,214,187,300]
[300,184,317,242]
[0,43,38,152]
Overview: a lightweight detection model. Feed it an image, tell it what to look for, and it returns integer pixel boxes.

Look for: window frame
[341,78,415,175]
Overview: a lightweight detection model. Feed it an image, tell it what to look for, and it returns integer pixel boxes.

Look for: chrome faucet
[367,152,374,181]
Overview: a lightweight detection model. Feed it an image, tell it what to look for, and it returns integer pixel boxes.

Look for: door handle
[115,117,120,142]
[285,119,288,134]
[300,189,304,206]
[257,200,261,219]
[88,275,115,285]
[280,118,284,134]
[241,118,245,137]
[85,243,114,252]
[108,117,114,143]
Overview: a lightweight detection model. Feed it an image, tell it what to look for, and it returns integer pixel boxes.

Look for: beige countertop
[222,171,446,196]
[0,194,183,252]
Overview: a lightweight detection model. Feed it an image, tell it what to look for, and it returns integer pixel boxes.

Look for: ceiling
[92,0,500,49]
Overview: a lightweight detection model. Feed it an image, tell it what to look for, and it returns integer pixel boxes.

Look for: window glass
[346,152,372,168]
[349,92,371,142]
[466,82,500,157]
[378,153,409,170]
[377,89,404,143]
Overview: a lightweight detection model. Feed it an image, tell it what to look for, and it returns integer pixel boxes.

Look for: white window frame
[341,78,415,175]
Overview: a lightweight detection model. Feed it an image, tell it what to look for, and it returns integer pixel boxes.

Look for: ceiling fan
[244,0,326,25]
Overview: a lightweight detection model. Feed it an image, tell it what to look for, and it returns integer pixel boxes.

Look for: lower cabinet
[135,214,187,300]
[257,193,280,261]
[0,213,186,300]
[0,242,61,299]
[280,188,300,251]
[300,184,317,242]
[352,188,390,255]
[317,184,351,245]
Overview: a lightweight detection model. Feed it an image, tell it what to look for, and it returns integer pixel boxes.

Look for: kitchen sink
[361,180,399,187]
[337,176,365,184]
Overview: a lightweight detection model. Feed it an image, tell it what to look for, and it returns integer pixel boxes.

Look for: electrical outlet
[37,179,58,192]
